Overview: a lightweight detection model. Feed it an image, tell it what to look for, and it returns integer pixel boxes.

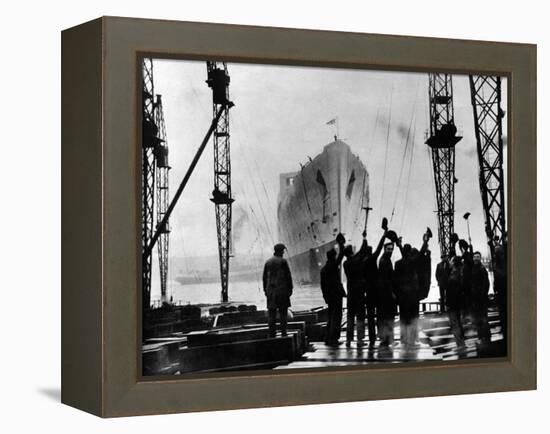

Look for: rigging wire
[231,143,274,292]
[390,113,414,222]
[399,118,418,233]
[241,145,275,245]
[389,80,422,223]
[230,117,277,247]
[379,85,394,217]
[366,107,381,161]
[231,116,305,289]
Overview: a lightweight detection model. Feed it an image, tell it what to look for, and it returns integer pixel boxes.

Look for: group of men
[320,227,431,350]
[262,226,504,351]
[436,236,507,348]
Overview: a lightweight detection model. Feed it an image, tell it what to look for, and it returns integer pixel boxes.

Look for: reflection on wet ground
[276,306,505,369]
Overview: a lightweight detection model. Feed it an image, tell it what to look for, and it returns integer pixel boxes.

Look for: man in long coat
[436,255,450,313]
[377,241,397,348]
[493,244,507,343]
[320,235,346,346]
[363,231,387,347]
[470,251,491,345]
[394,234,429,349]
[446,255,466,348]
[263,243,293,337]
[343,243,367,347]
[459,239,474,319]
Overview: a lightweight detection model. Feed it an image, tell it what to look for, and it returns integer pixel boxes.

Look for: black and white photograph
[141,58,508,376]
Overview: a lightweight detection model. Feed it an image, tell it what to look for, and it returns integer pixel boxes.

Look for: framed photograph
[61,17,536,417]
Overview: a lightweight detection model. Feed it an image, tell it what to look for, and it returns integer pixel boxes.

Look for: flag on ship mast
[326,117,340,139]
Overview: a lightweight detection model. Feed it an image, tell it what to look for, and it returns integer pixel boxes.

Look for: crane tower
[469,75,506,261]
[206,62,234,303]
[154,95,170,304]
[426,73,462,257]
[141,58,159,309]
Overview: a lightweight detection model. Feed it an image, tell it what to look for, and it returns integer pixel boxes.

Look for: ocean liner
[277,137,370,284]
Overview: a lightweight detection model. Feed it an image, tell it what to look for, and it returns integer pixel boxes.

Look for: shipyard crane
[144,63,233,305]
[206,62,234,303]
[141,58,159,310]
[425,73,462,257]
[469,75,506,262]
[154,95,170,304]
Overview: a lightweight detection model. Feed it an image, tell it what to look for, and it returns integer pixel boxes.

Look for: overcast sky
[149,59,507,271]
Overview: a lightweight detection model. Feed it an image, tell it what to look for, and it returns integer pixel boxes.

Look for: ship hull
[278,140,370,284]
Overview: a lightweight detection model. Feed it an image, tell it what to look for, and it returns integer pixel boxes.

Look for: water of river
[153,279,448,311]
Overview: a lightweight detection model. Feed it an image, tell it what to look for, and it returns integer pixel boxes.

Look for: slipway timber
[142,300,505,376]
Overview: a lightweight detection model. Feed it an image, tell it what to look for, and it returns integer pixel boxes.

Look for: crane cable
[231,116,278,247]
[399,119,418,233]
[366,108,381,161]
[232,143,276,293]
[232,116,304,289]
[379,86,394,217]
[390,114,414,222]
[390,80,421,223]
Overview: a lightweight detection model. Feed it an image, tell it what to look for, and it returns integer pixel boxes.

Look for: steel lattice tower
[469,75,506,261]
[141,58,158,310]
[206,62,234,303]
[154,95,170,304]
[426,73,462,257]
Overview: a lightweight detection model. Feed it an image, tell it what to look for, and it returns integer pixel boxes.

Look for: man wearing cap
[446,254,466,348]
[320,234,346,346]
[436,254,450,313]
[394,232,429,350]
[343,243,366,347]
[377,239,397,348]
[458,238,474,319]
[363,231,387,348]
[263,243,294,337]
[470,251,491,346]
[493,243,507,343]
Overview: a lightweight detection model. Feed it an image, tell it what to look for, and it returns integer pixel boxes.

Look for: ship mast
[327,117,340,140]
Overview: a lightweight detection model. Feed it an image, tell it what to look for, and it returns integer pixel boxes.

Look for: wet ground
[276,306,505,369]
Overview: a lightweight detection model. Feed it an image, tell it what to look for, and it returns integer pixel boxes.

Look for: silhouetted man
[436,255,450,313]
[263,243,293,338]
[343,243,366,347]
[493,244,507,342]
[418,248,432,302]
[320,235,346,346]
[459,239,474,319]
[377,240,396,348]
[447,255,466,348]
[364,232,386,347]
[471,251,491,345]
[394,232,429,349]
